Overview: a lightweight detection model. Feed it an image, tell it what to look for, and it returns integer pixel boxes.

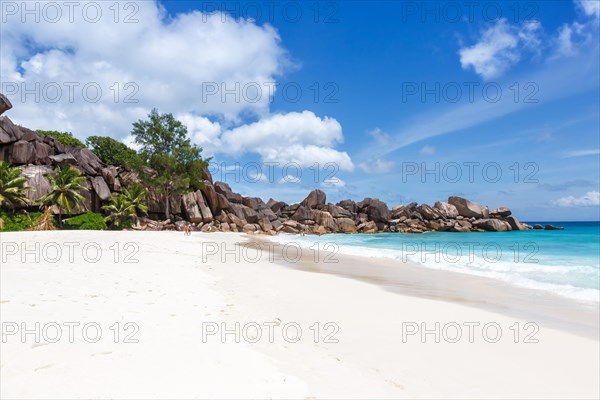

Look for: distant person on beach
[183,225,190,236]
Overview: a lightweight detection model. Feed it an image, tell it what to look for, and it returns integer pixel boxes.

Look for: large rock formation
[0,95,533,234]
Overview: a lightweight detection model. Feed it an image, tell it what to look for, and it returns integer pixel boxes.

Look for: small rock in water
[544,224,564,230]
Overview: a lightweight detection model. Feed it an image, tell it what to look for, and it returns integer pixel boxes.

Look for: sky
[0,0,599,220]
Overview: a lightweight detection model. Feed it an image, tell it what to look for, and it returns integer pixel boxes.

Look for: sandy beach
[1,230,598,399]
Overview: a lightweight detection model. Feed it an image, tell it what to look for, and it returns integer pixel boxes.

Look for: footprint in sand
[34,364,53,372]
[90,352,113,357]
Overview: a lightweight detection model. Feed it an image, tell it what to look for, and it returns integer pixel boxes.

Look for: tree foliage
[86,136,143,169]
[0,161,30,210]
[131,108,209,218]
[102,194,136,229]
[122,183,148,216]
[39,164,88,224]
[37,130,86,148]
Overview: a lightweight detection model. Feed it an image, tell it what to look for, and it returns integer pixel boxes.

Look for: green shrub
[37,130,86,148]
[0,210,43,231]
[63,212,107,230]
[86,136,144,169]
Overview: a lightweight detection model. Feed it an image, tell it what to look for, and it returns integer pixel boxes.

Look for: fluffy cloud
[576,0,600,18]
[555,22,588,57]
[1,2,284,132]
[459,19,540,79]
[555,191,600,207]
[220,111,353,171]
[0,1,353,169]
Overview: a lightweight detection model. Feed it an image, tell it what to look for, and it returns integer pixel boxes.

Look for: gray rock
[229,203,258,223]
[269,200,287,213]
[214,181,243,203]
[433,201,459,219]
[291,205,315,222]
[258,207,278,222]
[302,189,326,209]
[90,176,112,201]
[337,199,357,213]
[490,207,511,218]
[358,198,390,222]
[200,182,220,214]
[10,140,35,164]
[448,196,489,218]
[258,217,273,232]
[416,204,444,220]
[101,167,119,190]
[473,218,511,232]
[544,224,564,230]
[0,93,13,116]
[336,217,357,233]
[506,216,525,230]
[181,192,203,223]
[48,153,78,165]
[312,210,336,231]
[242,196,265,210]
[194,191,213,222]
[19,165,52,201]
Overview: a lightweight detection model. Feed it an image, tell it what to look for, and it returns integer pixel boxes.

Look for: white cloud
[576,0,600,18]
[322,177,346,188]
[278,175,301,184]
[1,2,285,134]
[220,111,353,171]
[419,145,435,155]
[459,19,540,79]
[367,128,391,145]
[555,191,600,207]
[563,149,600,157]
[358,158,396,173]
[0,1,353,170]
[122,135,142,151]
[555,22,588,57]
[177,114,223,155]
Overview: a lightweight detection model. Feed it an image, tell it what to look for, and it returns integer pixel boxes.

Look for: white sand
[1,231,598,399]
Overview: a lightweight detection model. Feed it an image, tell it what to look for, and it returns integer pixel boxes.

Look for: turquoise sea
[272,221,600,304]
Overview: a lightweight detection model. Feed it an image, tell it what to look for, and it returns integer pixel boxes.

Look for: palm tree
[0,161,30,212]
[122,183,148,216]
[39,164,88,225]
[102,194,135,229]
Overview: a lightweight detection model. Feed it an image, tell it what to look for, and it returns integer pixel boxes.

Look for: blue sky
[1,0,599,220]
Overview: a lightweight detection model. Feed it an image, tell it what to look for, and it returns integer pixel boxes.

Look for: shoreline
[1,230,598,398]
[250,233,600,340]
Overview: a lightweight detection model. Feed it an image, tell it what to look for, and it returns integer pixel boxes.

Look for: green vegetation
[86,136,143,169]
[2,109,211,231]
[63,211,107,230]
[37,130,86,148]
[103,194,135,229]
[0,161,30,211]
[122,183,148,216]
[131,108,209,219]
[0,210,43,231]
[39,164,88,225]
